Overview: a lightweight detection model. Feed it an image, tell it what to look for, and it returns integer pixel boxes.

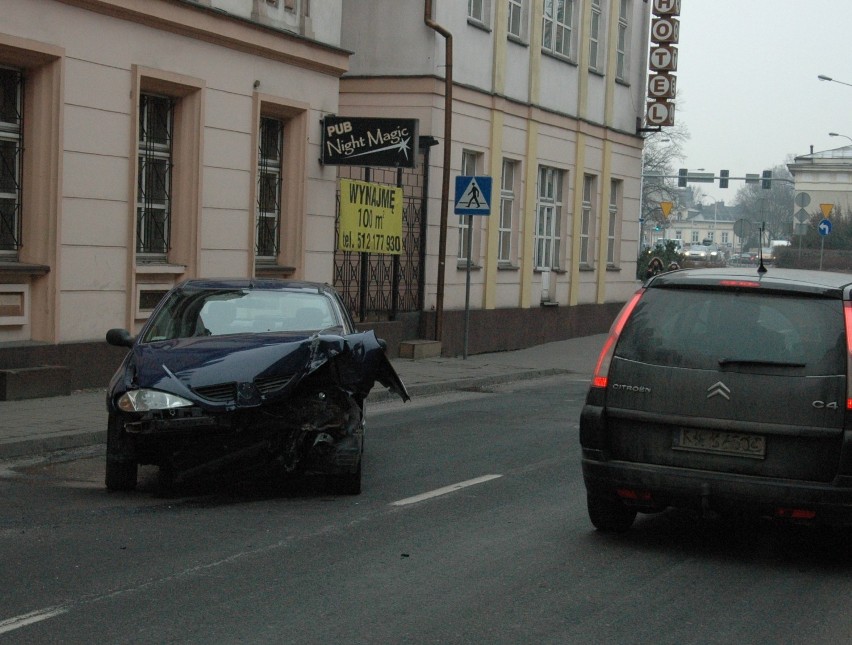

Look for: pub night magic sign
[321,116,419,168]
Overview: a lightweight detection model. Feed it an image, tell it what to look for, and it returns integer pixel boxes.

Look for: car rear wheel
[587,494,636,532]
[105,417,138,491]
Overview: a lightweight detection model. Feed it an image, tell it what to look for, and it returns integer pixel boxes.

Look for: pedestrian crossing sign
[454,176,492,215]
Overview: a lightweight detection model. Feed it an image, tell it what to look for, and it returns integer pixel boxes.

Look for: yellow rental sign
[338,179,404,254]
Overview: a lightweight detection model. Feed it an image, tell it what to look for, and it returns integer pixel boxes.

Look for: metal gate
[333,150,428,322]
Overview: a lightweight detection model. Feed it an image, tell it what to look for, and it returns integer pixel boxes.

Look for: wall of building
[0,0,348,349]
[340,0,649,318]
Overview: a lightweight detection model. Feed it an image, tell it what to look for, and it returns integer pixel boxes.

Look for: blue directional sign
[819,218,832,236]
[454,176,492,215]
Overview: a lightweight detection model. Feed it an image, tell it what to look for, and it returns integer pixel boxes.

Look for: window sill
[255,264,297,277]
[0,261,50,276]
[498,263,520,272]
[507,34,529,47]
[535,267,567,275]
[541,50,577,66]
[467,17,492,32]
[606,264,621,272]
[579,264,595,272]
[136,263,186,275]
[457,260,482,271]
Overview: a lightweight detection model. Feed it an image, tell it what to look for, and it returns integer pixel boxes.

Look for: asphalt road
[1,375,852,644]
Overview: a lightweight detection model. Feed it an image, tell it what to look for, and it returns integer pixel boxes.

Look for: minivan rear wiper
[718,358,806,368]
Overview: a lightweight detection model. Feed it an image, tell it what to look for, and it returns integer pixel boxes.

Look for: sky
[670,0,852,203]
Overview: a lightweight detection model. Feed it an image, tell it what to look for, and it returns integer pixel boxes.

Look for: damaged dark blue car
[104,278,409,494]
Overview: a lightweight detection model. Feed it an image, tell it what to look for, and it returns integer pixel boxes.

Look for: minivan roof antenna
[757,222,767,274]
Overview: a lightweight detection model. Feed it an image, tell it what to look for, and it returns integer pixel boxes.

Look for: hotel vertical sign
[646,0,680,127]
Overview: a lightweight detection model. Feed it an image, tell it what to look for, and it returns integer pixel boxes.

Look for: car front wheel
[105,416,138,491]
[587,494,636,532]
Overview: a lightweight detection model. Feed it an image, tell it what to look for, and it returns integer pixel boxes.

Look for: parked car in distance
[580,267,852,533]
[104,278,409,494]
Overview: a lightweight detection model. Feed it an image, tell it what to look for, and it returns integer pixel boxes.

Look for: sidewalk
[0,334,607,460]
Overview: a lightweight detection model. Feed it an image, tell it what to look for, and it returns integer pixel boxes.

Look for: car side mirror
[377,338,388,351]
[106,328,134,348]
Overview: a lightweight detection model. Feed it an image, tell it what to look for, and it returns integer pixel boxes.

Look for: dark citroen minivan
[580,267,852,532]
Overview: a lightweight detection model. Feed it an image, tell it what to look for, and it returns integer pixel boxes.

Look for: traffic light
[761,170,772,189]
[719,169,729,189]
[678,168,688,188]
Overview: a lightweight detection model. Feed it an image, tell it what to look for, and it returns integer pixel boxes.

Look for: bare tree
[641,123,690,232]
[734,163,795,245]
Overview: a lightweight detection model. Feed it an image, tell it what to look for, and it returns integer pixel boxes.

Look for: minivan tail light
[844,302,852,409]
[591,288,644,389]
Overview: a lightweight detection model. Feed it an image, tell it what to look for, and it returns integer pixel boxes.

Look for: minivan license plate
[674,429,765,459]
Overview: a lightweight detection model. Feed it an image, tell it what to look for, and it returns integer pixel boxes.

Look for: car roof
[647,267,852,297]
[174,278,335,294]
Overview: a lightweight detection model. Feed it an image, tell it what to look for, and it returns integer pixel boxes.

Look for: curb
[368,367,572,402]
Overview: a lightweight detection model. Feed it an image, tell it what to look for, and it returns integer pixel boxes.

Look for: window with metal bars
[256,116,283,260]
[0,67,23,255]
[137,93,173,257]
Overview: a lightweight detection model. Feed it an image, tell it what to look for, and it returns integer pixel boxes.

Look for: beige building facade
[340,1,650,314]
[0,0,346,377]
[788,145,852,217]
[0,0,653,392]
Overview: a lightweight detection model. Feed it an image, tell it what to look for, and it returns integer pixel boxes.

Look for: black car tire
[105,417,138,491]
[587,494,636,533]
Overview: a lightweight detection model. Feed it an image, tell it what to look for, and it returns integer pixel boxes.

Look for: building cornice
[55,0,351,77]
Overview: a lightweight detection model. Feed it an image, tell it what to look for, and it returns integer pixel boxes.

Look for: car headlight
[117,389,194,412]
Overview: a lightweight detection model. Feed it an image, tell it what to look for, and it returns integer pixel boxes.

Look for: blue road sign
[819,218,832,236]
[454,176,492,215]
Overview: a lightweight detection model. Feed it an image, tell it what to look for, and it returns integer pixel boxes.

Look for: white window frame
[534,166,564,270]
[468,0,492,27]
[499,159,518,264]
[589,0,604,72]
[616,0,630,81]
[542,0,574,59]
[508,0,528,42]
[458,150,481,262]
[607,179,621,266]
[580,175,596,266]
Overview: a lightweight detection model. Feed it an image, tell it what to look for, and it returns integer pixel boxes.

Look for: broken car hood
[111,330,409,410]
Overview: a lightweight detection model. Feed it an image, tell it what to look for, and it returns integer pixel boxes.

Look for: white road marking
[0,605,68,635]
[390,474,503,506]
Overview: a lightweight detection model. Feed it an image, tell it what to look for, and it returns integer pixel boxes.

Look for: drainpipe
[424,0,452,344]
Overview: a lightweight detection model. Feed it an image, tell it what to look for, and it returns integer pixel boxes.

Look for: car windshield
[615,288,845,374]
[141,288,343,342]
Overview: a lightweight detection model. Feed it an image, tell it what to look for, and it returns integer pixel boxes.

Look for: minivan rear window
[615,288,845,374]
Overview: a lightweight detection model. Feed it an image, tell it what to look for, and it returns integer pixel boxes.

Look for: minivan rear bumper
[582,455,852,525]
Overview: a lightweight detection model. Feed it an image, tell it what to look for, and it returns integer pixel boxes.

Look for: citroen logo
[707,381,731,400]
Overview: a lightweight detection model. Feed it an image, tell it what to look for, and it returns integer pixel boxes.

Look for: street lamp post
[818,74,852,88]
[829,132,852,145]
